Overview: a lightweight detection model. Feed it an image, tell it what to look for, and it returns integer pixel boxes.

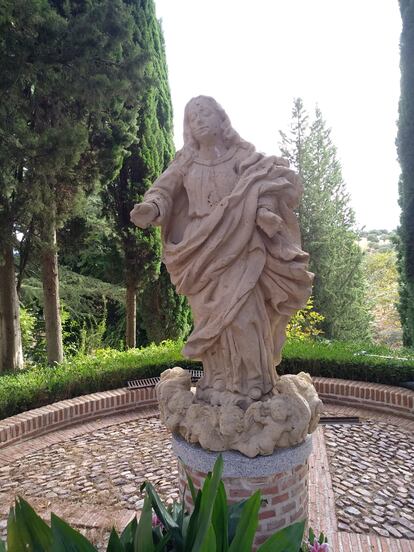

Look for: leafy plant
[286,297,324,341]
[300,527,329,551]
[0,457,307,551]
[19,307,36,355]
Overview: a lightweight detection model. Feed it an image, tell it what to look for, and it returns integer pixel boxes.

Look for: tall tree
[1,0,146,364]
[0,0,56,371]
[105,0,189,349]
[280,100,371,340]
[397,0,414,346]
[363,250,402,346]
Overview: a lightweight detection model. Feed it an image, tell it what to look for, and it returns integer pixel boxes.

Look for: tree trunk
[41,221,63,364]
[0,242,23,372]
[126,281,137,349]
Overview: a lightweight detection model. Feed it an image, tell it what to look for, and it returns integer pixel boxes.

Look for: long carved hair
[174,96,254,174]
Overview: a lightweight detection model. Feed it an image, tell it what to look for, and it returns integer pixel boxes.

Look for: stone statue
[131,96,322,457]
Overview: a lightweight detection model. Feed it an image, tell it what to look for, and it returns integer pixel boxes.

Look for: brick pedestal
[173,435,312,548]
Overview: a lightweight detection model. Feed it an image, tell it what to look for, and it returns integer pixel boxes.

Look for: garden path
[0,403,413,551]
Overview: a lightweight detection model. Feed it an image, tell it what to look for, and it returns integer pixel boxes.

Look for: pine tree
[280,100,371,340]
[397,0,414,346]
[105,0,190,349]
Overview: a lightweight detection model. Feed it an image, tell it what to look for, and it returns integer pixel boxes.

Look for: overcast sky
[155,0,402,231]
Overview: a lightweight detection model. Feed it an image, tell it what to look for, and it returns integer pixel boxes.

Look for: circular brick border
[0,378,412,450]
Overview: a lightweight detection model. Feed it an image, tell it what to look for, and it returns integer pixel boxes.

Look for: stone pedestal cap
[172,434,313,478]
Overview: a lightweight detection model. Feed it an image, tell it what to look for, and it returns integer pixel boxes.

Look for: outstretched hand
[130,202,158,229]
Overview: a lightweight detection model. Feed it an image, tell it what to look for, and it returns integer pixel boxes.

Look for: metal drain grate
[319,416,360,425]
[127,369,203,389]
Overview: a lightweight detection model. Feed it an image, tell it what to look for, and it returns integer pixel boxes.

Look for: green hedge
[0,340,413,420]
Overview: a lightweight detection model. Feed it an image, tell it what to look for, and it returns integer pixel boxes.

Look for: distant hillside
[359,229,397,253]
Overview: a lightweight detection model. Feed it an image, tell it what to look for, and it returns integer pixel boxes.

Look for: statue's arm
[130,164,182,229]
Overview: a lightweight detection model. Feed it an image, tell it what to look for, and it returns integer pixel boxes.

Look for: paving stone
[373,526,390,537]
[344,506,361,516]
[384,524,403,538]
[324,417,414,540]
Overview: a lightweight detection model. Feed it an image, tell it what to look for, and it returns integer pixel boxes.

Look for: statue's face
[188,99,222,145]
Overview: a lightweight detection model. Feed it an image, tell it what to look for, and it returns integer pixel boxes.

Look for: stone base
[157,367,322,457]
[173,434,312,548]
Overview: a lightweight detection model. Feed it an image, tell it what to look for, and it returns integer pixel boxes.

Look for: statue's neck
[197,137,228,161]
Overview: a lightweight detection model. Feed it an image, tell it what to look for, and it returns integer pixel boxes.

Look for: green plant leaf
[107,529,124,552]
[134,495,154,552]
[228,491,260,552]
[227,499,248,543]
[198,525,216,552]
[143,483,183,550]
[211,481,228,552]
[190,455,223,552]
[0,539,6,552]
[185,472,197,504]
[154,533,171,552]
[120,516,137,551]
[183,490,201,551]
[7,500,50,552]
[14,497,53,552]
[51,513,98,551]
[257,520,306,552]
[308,527,315,544]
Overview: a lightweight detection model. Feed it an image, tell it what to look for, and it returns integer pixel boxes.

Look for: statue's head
[183,95,244,151]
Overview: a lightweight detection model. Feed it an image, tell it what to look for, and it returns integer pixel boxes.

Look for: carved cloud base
[155,367,322,458]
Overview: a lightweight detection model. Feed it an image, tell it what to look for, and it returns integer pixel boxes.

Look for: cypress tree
[105,0,190,349]
[0,0,57,370]
[19,0,145,363]
[280,100,371,340]
[397,0,414,346]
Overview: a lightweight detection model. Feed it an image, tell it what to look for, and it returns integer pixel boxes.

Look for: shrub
[0,339,413,420]
[286,297,324,340]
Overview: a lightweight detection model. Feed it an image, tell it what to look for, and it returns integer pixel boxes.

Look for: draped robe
[144,145,313,398]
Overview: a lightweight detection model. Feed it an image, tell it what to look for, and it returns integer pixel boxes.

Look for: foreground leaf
[198,525,216,552]
[15,497,53,551]
[134,495,154,552]
[183,489,201,550]
[51,513,98,551]
[120,516,137,551]
[185,473,197,504]
[7,500,50,552]
[227,499,248,543]
[106,529,124,552]
[154,533,171,552]
[143,483,183,549]
[0,539,6,552]
[257,520,306,552]
[228,491,260,552]
[211,481,228,552]
[190,455,223,552]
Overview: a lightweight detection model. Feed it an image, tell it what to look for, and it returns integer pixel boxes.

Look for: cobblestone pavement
[0,416,179,549]
[324,418,414,540]
[0,407,413,550]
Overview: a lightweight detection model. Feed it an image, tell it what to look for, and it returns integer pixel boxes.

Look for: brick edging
[313,377,414,419]
[0,378,413,450]
[0,387,157,449]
